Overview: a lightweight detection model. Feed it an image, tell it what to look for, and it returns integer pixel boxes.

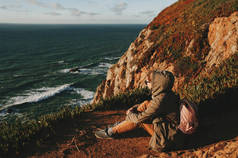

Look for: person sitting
[95,70,184,152]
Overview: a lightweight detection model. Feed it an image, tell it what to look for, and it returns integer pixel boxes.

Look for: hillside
[93,0,238,104]
[1,0,238,157]
[28,110,238,158]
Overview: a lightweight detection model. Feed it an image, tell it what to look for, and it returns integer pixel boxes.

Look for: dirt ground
[26,110,238,158]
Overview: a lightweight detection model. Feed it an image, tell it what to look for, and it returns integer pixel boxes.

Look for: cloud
[140,11,156,17]
[111,2,128,15]
[69,8,86,16]
[140,11,155,15]
[134,10,156,18]
[88,12,99,16]
[26,0,64,10]
[0,6,7,10]
[69,9,99,17]
[0,4,22,11]
[50,3,65,10]
[25,0,99,17]
[25,0,48,8]
[45,12,61,16]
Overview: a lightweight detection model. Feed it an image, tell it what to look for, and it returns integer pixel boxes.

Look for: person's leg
[95,120,153,139]
[111,120,138,134]
[141,123,154,136]
[111,121,154,136]
[95,120,138,139]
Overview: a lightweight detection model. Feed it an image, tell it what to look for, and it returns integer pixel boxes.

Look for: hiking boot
[95,128,114,139]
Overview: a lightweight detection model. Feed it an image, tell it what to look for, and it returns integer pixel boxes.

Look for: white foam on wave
[73,88,94,100]
[98,62,112,69]
[104,57,120,61]
[1,84,72,111]
[68,88,95,106]
[13,74,22,77]
[78,67,108,75]
[70,88,95,105]
[59,63,112,75]
[59,68,71,73]
[58,60,64,64]
[58,56,118,76]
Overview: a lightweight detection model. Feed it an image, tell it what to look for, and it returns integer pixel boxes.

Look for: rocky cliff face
[205,12,238,71]
[93,0,238,104]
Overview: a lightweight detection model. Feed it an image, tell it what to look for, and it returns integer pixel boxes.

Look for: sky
[0,0,177,24]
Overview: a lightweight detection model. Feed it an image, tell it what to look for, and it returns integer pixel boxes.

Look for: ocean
[0,24,145,121]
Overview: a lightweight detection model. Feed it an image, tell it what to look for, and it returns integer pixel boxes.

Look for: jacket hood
[151,70,174,97]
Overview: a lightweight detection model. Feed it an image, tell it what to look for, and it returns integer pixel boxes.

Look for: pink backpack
[178,98,199,134]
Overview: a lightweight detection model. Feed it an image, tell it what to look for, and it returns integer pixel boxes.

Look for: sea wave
[1,84,72,111]
[98,62,112,69]
[70,88,95,105]
[104,56,120,61]
[73,88,94,100]
[59,62,112,75]
[59,68,71,73]
[57,60,65,64]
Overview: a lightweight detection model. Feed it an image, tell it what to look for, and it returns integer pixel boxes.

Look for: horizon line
[0,22,148,25]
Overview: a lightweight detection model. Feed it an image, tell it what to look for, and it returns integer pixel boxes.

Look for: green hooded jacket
[126,71,184,151]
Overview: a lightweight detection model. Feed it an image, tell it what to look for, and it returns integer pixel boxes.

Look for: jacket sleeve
[126,96,164,124]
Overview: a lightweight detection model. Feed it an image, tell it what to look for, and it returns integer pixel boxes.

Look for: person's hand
[137,100,150,112]
[137,104,147,112]
[126,104,139,115]
[126,107,132,115]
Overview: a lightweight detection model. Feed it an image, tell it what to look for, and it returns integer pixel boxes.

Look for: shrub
[178,53,238,104]
[91,88,151,111]
[0,106,82,157]
[150,24,159,30]
[0,87,151,157]
[174,56,199,76]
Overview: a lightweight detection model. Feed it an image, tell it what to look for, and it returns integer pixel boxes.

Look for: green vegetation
[91,88,151,111]
[178,53,238,104]
[0,88,150,157]
[1,0,238,156]
[2,51,236,156]
[146,0,238,78]
[150,23,159,30]
[0,106,82,156]
[0,54,237,156]
[174,56,199,76]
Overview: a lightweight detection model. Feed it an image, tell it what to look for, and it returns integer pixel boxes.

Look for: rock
[194,150,203,157]
[137,154,151,158]
[69,67,80,73]
[205,12,238,71]
[93,11,238,104]
[202,150,209,158]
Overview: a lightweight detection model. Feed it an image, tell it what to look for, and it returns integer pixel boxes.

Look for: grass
[0,88,151,157]
[0,52,237,156]
[178,53,238,104]
[1,49,236,156]
[1,0,238,156]
[0,106,82,156]
[145,0,238,78]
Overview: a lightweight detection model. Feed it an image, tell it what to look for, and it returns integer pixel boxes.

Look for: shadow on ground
[183,87,238,149]
[10,87,238,157]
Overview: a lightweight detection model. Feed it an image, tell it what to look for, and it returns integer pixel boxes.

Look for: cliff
[93,0,238,104]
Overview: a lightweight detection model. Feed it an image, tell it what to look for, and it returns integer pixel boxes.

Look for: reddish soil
[26,110,238,158]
